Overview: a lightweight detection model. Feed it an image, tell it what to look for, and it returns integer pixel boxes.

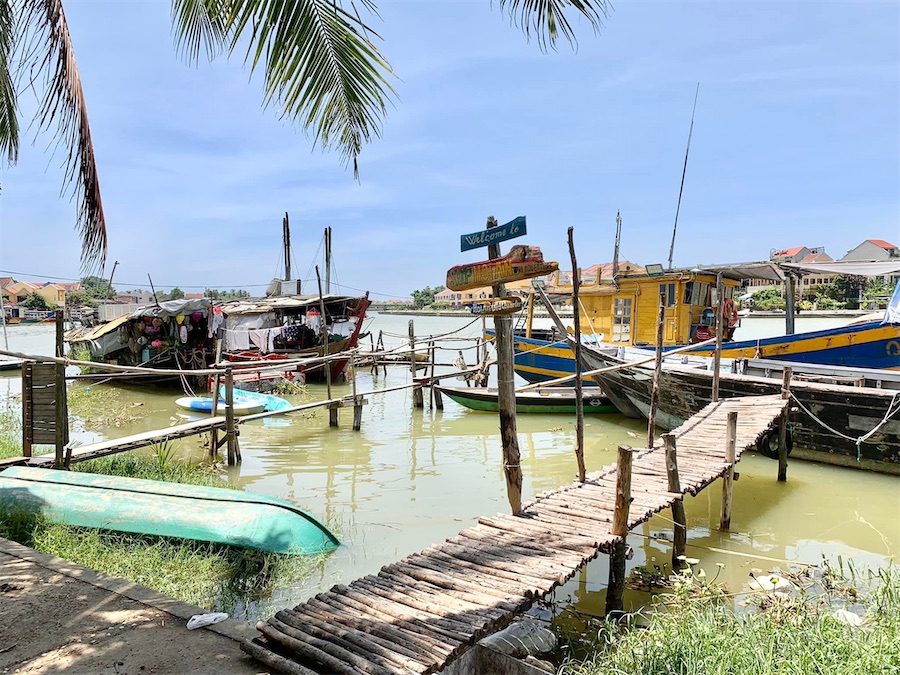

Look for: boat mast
[666,83,700,272]
[611,210,622,282]
[325,226,332,294]
[283,212,291,282]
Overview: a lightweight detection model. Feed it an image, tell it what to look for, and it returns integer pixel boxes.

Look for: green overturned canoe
[0,466,338,555]
[436,385,617,414]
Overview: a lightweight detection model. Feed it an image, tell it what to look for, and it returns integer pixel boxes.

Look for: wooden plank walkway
[243,394,787,675]
[1,417,228,468]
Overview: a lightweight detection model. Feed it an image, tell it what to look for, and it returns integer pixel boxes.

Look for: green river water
[0,313,897,621]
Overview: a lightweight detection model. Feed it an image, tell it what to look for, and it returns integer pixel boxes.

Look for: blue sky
[1,1,897,300]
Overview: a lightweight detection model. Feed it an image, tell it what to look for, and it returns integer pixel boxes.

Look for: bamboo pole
[712,272,724,402]
[487,216,522,514]
[664,433,687,568]
[22,361,33,458]
[350,354,363,431]
[647,287,666,448]
[719,410,738,530]
[778,367,792,482]
[567,227,586,482]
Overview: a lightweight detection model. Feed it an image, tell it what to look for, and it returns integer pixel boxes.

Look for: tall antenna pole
[667,83,700,271]
[107,260,119,297]
[283,212,291,281]
[611,211,622,281]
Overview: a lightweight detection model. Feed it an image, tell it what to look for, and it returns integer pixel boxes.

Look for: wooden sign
[470,297,524,316]
[446,245,559,291]
[460,216,526,252]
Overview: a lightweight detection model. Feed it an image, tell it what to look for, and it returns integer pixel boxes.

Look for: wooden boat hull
[493,318,900,383]
[436,385,617,414]
[579,346,900,474]
[0,467,339,554]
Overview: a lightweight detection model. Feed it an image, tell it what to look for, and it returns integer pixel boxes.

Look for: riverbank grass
[561,563,899,675]
[0,436,331,620]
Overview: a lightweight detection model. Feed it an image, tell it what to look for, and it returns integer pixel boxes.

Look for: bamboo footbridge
[244,394,787,675]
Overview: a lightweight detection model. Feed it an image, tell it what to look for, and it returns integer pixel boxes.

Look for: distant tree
[79,275,116,300]
[818,275,867,309]
[65,289,96,308]
[411,286,444,309]
[748,288,785,311]
[22,292,51,310]
[862,277,892,308]
[169,287,185,300]
[204,288,249,301]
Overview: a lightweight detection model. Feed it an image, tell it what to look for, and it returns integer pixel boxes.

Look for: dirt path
[0,538,267,674]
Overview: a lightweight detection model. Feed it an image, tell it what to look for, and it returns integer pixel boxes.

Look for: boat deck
[244,394,788,674]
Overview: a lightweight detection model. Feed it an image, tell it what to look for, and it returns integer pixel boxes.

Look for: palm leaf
[495,0,611,50]
[172,0,395,177]
[19,0,106,269]
[0,0,18,164]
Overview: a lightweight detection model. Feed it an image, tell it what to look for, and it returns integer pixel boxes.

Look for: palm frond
[173,0,395,177]
[0,0,19,164]
[20,0,106,269]
[171,0,228,64]
[496,0,611,50]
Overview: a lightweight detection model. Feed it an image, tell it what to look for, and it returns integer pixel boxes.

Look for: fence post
[606,444,633,616]
[664,433,687,568]
[719,411,738,530]
[225,367,240,465]
[778,367,792,482]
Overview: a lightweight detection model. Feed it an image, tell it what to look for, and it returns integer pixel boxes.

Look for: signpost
[446,245,558,291]
[460,216,526,252]
[469,297,523,316]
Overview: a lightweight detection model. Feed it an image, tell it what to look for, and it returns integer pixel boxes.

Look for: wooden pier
[244,394,787,675]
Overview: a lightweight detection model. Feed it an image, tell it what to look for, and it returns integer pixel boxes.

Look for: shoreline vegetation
[0,408,331,622]
[558,561,899,674]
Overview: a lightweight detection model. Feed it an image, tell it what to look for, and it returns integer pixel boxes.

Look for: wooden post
[664,433,687,568]
[784,273,796,336]
[316,266,338,427]
[54,310,67,468]
[607,444,633,616]
[568,227,586,482]
[209,340,223,458]
[22,361,33,458]
[719,411,738,530]
[712,272,724,402]
[525,291,535,339]
[225,367,240,465]
[605,539,628,617]
[647,288,665,448]
[488,216,522,514]
[410,320,423,409]
[611,444,633,537]
[778,366,792,481]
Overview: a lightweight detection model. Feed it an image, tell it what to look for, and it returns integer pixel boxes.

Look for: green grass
[560,563,900,675]
[0,429,332,621]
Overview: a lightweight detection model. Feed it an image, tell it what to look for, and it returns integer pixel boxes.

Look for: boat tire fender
[757,426,793,459]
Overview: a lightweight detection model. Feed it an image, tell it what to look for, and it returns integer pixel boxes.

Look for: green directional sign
[460,216,526,252]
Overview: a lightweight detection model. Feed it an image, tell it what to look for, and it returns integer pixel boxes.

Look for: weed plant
[559,563,900,675]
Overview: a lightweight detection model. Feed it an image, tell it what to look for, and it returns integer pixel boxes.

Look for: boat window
[612,297,632,342]
[683,282,693,305]
[667,283,676,307]
[685,281,707,306]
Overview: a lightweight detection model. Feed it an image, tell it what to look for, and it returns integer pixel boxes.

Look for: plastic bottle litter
[186,612,228,630]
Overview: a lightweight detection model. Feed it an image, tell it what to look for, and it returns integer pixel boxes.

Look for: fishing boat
[0,466,339,555]
[493,261,900,383]
[175,396,266,416]
[65,298,217,387]
[436,384,617,414]
[219,292,369,385]
[575,341,900,474]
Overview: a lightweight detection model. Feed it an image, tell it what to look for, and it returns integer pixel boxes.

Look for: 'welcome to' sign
[460,216,526,252]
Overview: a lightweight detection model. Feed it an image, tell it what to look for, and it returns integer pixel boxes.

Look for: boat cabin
[543,267,746,347]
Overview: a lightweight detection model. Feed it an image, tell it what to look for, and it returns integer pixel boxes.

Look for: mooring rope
[789,389,900,461]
